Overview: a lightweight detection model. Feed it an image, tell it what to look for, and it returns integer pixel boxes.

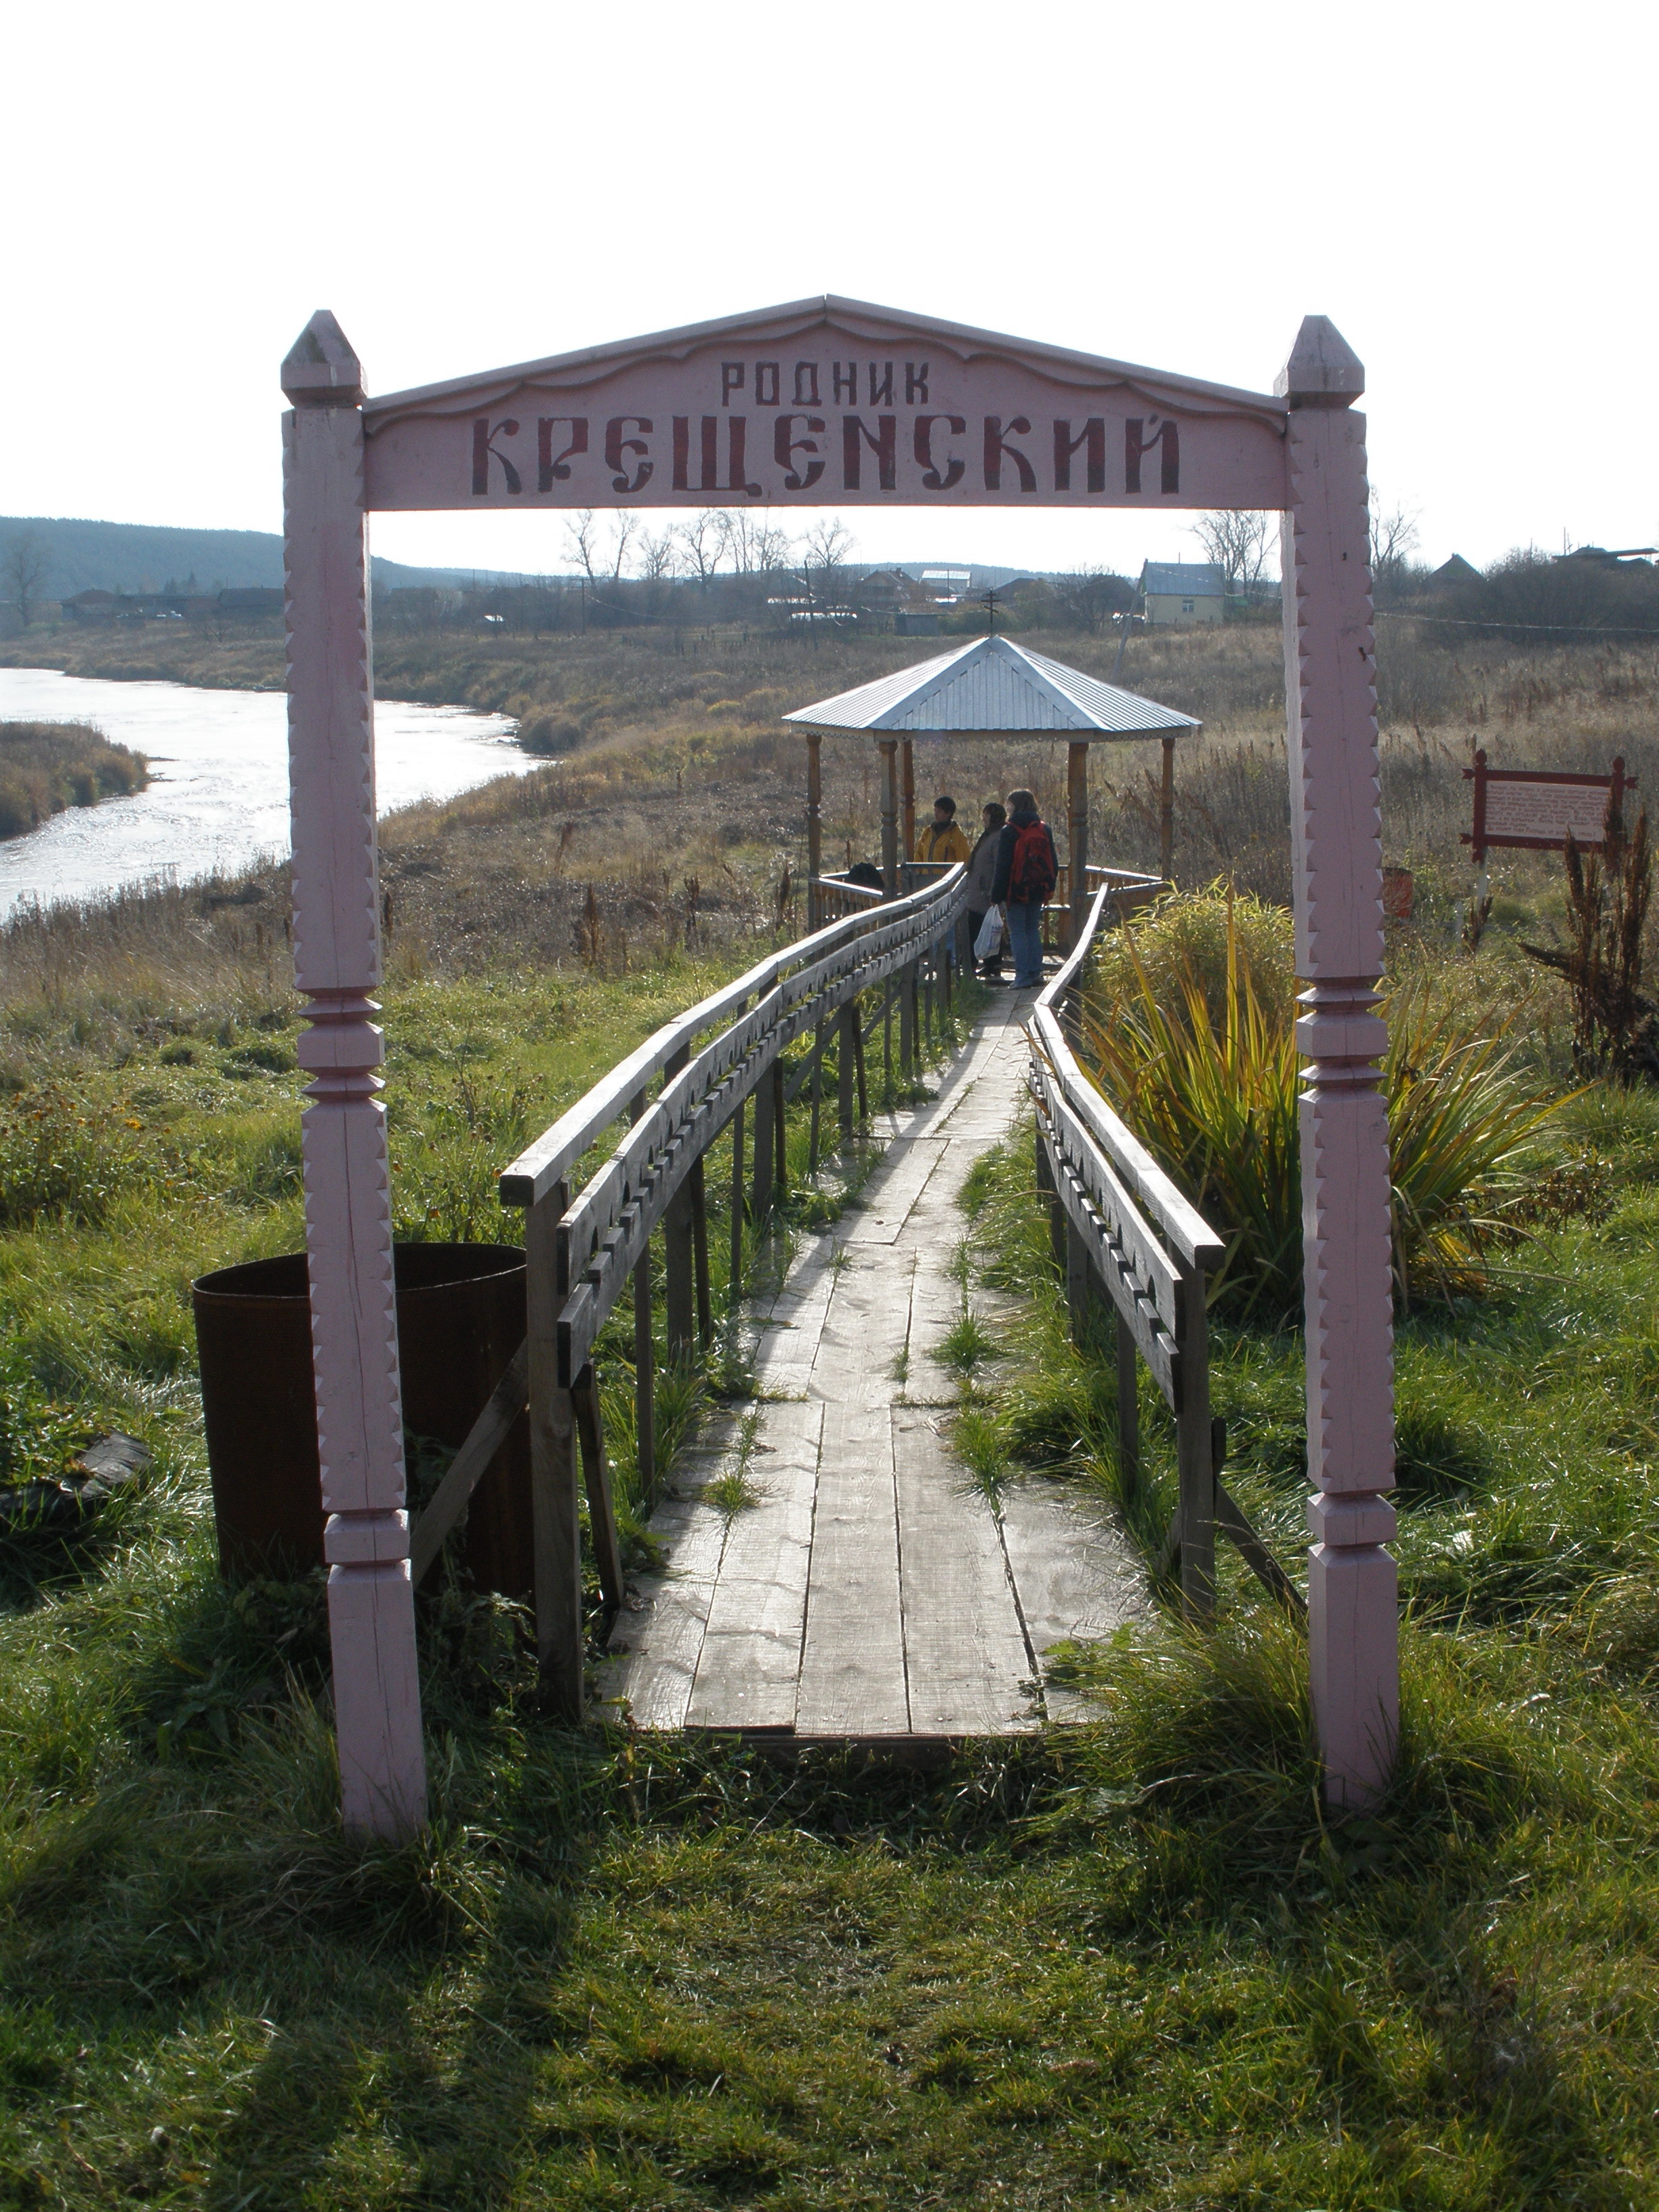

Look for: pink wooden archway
[280,298,1396,1834]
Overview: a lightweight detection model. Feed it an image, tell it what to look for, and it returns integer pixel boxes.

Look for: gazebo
[782,634,1200,945]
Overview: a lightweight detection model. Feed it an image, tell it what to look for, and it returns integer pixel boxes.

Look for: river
[0,669,535,921]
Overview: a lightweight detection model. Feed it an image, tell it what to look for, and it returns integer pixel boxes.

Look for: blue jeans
[1007,899,1044,987]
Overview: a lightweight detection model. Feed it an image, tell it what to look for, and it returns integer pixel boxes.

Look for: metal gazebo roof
[781,634,1202,739]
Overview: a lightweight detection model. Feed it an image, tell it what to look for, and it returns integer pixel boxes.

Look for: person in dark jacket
[989,787,1057,989]
[964,800,1006,979]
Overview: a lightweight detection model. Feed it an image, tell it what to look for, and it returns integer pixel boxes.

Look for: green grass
[12,875,1659,2203]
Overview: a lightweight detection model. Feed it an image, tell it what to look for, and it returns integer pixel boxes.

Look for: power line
[1374,609,1659,638]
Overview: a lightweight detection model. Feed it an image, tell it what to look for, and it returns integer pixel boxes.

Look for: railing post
[1281,316,1398,1809]
[1116,1309,1140,1500]
[527,1184,583,1719]
[838,999,857,1136]
[629,1088,655,1495]
[1034,1115,1065,1268]
[281,314,425,1839]
[808,1019,824,1172]
[662,1044,695,1360]
[729,1096,745,1305]
[901,735,917,867]
[1175,1264,1215,1617]
[752,1055,774,1224]
[899,958,917,1075]
[771,1060,787,1195]
[690,1156,713,1346]
[1065,1216,1090,1348]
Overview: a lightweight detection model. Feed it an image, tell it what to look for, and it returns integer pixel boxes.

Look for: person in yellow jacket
[914,794,970,869]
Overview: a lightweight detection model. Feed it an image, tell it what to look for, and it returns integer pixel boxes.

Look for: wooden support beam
[771,1060,787,1193]
[574,1362,624,1612]
[808,1019,824,1172]
[628,1087,655,1496]
[1067,741,1090,951]
[527,1186,583,1719]
[752,1054,774,1223]
[689,1157,712,1346]
[838,1000,857,1135]
[729,1096,745,1304]
[1065,1215,1090,1349]
[806,731,823,933]
[1175,1268,1214,1618]
[878,738,900,897]
[1115,1308,1139,1500]
[281,314,425,1839]
[409,1341,529,1586]
[662,1044,695,1359]
[901,735,916,872]
[1160,733,1175,882]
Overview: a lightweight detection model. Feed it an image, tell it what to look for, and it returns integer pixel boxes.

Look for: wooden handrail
[500,865,964,1208]
[491,862,969,1716]
[1026,874,1298,1621]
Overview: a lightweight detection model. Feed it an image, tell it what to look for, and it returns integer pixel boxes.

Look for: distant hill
[0,516,528,599]
[0,516,1077,606]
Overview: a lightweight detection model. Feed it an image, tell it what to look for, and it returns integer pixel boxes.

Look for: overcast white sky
[5,0,1653,581]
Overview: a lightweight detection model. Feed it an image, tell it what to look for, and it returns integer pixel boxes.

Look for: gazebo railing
[1028,876,1305,1618]
[405,863,968,1719]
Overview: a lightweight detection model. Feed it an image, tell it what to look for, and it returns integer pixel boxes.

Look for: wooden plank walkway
[597,994,1145,1742]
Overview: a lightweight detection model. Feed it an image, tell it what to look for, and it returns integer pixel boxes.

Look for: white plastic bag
[973,905,1004,962]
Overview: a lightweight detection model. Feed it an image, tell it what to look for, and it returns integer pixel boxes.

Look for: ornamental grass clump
[1080,888,1565,1316]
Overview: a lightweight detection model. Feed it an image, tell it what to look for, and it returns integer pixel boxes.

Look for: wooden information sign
[1462,747,1634,864]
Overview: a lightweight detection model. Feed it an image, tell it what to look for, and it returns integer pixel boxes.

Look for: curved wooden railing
[1027,876,1304,1618]
[409,864,969,1717]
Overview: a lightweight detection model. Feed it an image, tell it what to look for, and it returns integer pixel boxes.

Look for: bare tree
[1190,510,1275,598]
[564,510,605,584]
[564,508,635,586]
[1051,565,1132,633]
[673,510,725,592]
[607,510,636,582]
[800,515,856,606]
[637,527,679,583]
[1369,494,1421,593]
[2,530,52,629]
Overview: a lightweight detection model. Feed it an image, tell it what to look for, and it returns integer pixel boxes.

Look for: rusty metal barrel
[191,1244,532,1595]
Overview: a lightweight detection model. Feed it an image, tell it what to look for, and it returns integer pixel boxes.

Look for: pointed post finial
[1275,316,1364,409]
[282,310,364,405]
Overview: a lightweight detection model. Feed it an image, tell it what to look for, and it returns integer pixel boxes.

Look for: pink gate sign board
[279,297,1397,1832]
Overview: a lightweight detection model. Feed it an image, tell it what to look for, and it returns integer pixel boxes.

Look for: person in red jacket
[989,788,1058,989]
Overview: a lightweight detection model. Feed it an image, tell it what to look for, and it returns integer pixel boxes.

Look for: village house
[1138,560,1226,626]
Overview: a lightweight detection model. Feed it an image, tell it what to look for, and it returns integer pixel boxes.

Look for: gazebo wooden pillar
[878,737,901,896]
[1067,741,1090,949]
[805,731,823,930]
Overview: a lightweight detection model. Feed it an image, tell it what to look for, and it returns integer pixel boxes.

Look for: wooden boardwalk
[598,994,1143,1742]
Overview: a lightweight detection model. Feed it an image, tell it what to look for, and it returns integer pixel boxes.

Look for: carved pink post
[281,312,427,1837]
[1279,316,1398,1807]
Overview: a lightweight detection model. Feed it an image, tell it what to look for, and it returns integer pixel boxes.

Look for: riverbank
[9,620,1658,916]
[0,718,146,839]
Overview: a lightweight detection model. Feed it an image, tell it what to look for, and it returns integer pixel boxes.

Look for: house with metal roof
[1138,560,1227,626]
